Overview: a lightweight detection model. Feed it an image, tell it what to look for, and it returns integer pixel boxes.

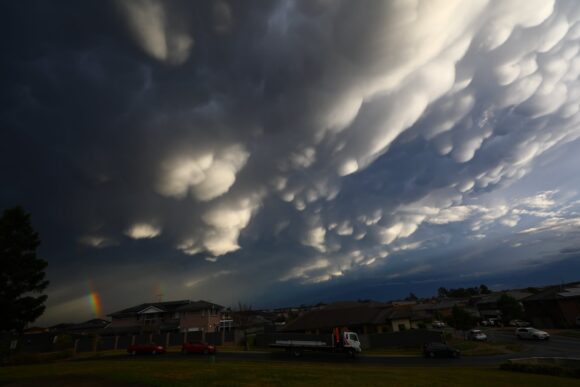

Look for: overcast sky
[2,0,580,325]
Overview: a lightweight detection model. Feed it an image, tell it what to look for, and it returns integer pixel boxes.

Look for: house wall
[391,319,411,332]
[109,316,139,328]
[179,310,221,332]
[559,299,580,327]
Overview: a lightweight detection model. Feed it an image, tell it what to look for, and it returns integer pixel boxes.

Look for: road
[486,330,580,358]
[84,330,580,366]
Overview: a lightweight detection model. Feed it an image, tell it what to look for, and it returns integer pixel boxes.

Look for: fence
[254,330,444,350]
[2,330,231,355]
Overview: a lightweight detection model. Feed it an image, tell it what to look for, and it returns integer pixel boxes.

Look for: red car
[127,343,166,355]
[181,342,216,355]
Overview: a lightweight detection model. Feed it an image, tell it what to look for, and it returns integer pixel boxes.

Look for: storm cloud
[2,0,580,323]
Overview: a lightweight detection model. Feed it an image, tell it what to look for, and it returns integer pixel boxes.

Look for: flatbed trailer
[269,331,362,358]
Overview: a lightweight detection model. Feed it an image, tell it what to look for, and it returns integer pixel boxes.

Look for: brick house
[108,300,223,333]
[522,283,580,328]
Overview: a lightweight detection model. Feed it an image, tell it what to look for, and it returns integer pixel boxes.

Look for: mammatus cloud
[109,0,580,270]
[125,223,161,239]
[5,1,580,323]
[117,0,194,65]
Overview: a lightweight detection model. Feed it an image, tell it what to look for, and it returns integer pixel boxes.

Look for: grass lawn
[1,358,578,386]
[549,330,580,340]
[449,340,523,356]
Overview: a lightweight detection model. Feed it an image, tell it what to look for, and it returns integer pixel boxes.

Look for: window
[348,333,358,341]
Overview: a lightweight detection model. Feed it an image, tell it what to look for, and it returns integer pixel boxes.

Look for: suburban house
[522,283,580,328]
[280,301,432,334]
[411,299,468,319]
[49,319,110,335]
[107,300,224,333]
[474,291,532,320]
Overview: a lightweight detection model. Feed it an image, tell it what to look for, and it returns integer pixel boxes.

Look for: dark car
[127,343,166,355]
[182,341,216,355]
[423,342,460,358]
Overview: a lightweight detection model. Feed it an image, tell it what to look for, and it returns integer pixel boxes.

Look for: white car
[431,321,445,329]
[516,327,550,340]
[468,329,487,341]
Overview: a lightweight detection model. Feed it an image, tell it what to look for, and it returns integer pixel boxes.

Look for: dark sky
[2,0,580,325]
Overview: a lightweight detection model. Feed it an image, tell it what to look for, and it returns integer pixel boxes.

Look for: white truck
[269,330,362,358]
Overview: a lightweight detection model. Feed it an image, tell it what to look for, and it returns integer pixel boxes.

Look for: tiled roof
[281,303,386,331]
[108,300,193,317]
[522,283,580,301]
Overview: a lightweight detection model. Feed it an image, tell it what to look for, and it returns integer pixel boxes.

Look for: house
[280,301,386,334]
[474,291,532,320]
[522,283,580,328]
[107,300,224,333]
[280,301,430,334]
[412,299,467,319]
[48,319,110,335]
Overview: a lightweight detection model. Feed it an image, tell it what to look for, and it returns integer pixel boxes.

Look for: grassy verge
[549,330,580,340]
[1,358,579,386]
[449,340,523,356]
[362,347,421,357]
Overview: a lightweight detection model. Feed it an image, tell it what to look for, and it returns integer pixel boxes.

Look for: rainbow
[88,282,103,318]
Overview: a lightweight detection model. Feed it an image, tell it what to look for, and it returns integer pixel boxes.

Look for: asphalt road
[84,330,580,366]
[486,330,580,358]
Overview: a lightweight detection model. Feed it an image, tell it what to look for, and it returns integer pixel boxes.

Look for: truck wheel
[131,350,136,356]
[152,350,157,355]
[429,351,435,358]
[292,349,302,357]
[347,349,356,358]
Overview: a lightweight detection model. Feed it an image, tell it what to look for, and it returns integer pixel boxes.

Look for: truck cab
[342,332,362,353]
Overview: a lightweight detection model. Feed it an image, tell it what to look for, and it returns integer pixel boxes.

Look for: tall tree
[450,305,475,332]
[497,294,523,324]
[0,207,49,332]
[234,302,253,351]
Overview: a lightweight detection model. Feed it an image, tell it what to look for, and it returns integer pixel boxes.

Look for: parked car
[423,342,461,358]
[182,341,216,355]
[509,320,530,327]
[127,343,166,355]
[481,318,501,327]
[431,321,445,329]
[515,327,550,340]
[468,329,487,341]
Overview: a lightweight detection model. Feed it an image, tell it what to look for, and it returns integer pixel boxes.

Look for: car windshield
[349,333,359,341]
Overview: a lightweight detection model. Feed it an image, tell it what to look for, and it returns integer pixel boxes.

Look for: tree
[234,302,253,351]
[479,284,491,294]
[0,207,49,332]
[450,305,475,331]
[405,292,418,301]
[497,294,523,324]
[437,287,448,298]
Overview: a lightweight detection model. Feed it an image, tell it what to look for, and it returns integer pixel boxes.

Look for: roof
[108,300,190,318]
[108,300,222,318]
[412,299,466,311]
[522,283,580,302]
[176,300,224,312]
[281,303,386,331]
[476,291,533,305]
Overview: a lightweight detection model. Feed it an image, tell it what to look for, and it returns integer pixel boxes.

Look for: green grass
[550,330,580,339]
[362,347,422,357]
[0,358,578,386]
[449,340,523,356]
